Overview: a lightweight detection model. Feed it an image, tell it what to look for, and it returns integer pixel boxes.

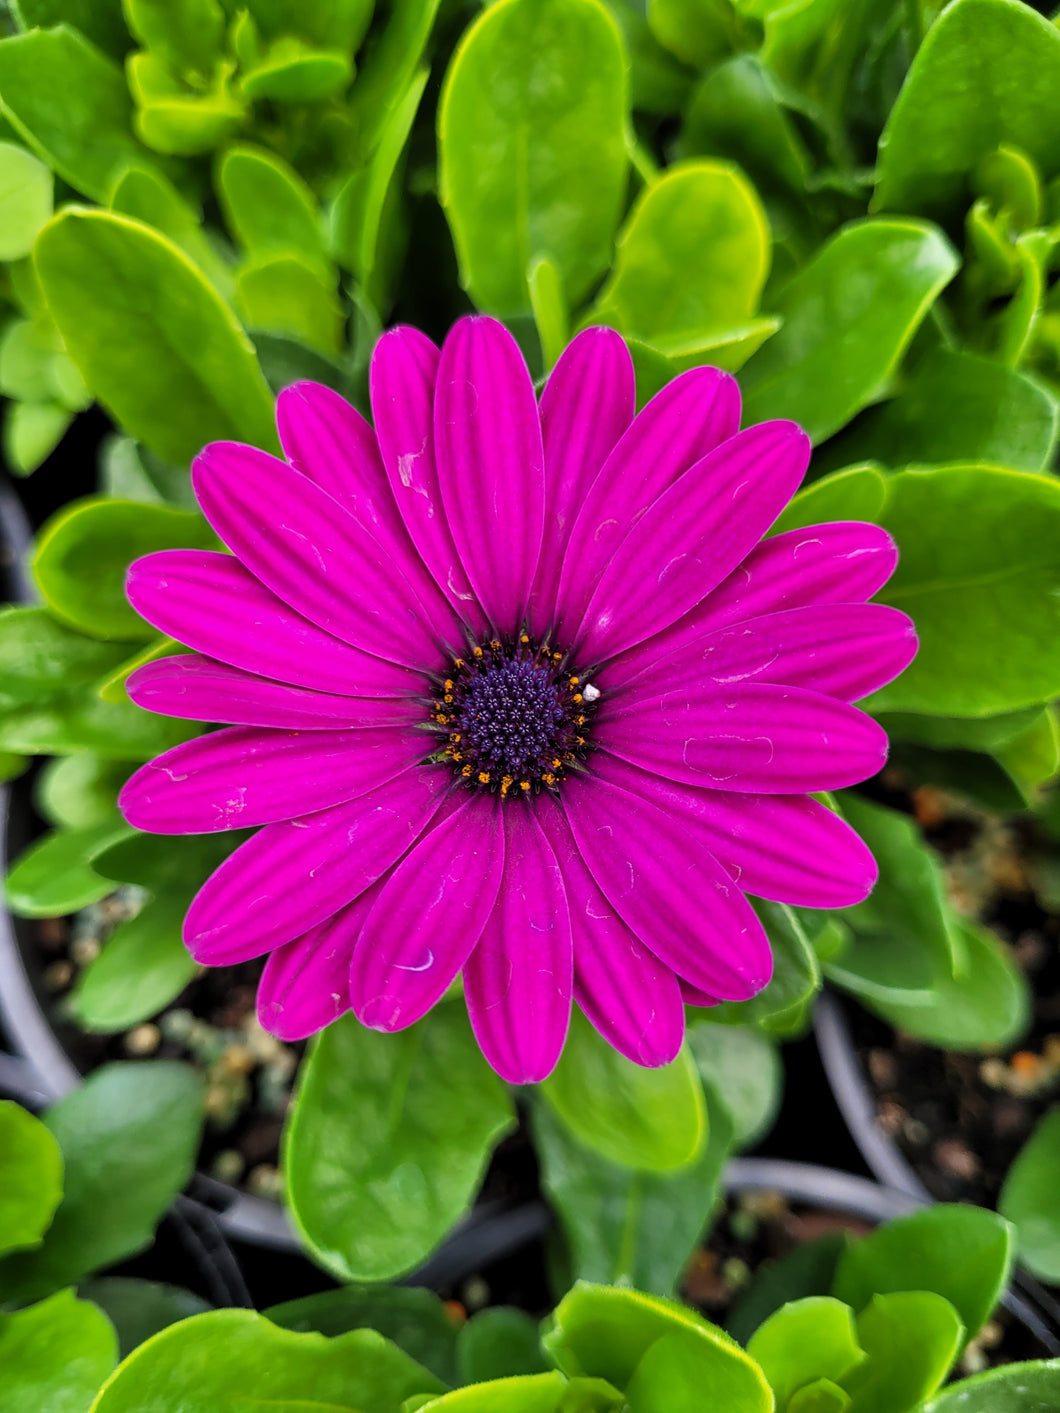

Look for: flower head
[120,317,916,1082]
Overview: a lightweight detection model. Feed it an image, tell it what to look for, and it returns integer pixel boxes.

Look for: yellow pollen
[572,693,583,704]
[478,771,490,785]
[569,676,580,686]
[520,780,531,792]
[472,646,483,658]
[444,679,454,691]
[462,765,472,776]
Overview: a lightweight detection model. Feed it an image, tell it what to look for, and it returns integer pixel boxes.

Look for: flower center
[427,635,598,798]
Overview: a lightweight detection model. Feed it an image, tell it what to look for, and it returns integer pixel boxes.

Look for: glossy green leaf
[108,165,233,298]
[347,0,442,163]
[90,1310,443,1413]
[235,253,344,355]
[922,1359,1060,1412]
[285,1008,515,1281]
[0,1288,117,1413]
[34,498,216,641]
[747,1297,864,1409]
[823,348,1058,473]
[457,1308,547,1384]
[0,1101,63,1256]
[875,0,1060,221]
[218,143,328,273]
[243,0,375,50]
[90,829,244,893]
[413,1373,573,1412]
[999,1107,1060,1284]
[0,317,87,408]
[240,37,352,103]
[72,892,199,1033]
[0,1062,203,1304]
[35,755,130,830]
[727,1233,849,1346]
[540,1009,706,1172]
[707,900,820,1030]
[79,1277,209,1358]
[124,0,225,78]
[833,1204,1013,1346]
[788,1379,850,1413]
[267,1285,459,1386]
[11,0,131,58]
[0,26,148,202]
[35,208,278,465]
[589,161,770,369]
[0,608,132,700]
[545,1285,768,1406]
[4,820,132,918]
[602,0,692,117]
[0,751,28,783]
[868,467,1060,717]
[685,1021,781,1148]
[878,705,1045,755]
[771,466,888,537]
[532,1082,733,1295]
[4,400,72,473]
[840,1292,962,1413]
[0,140,51,260]
[865,917,1031,1050]
[996,705,1060,798]
[128,54,244,156]
[99,435,196,511]
[646,0,734,69]
[740,219,958,443]
[529,255,569,372]
[438,0,628,317]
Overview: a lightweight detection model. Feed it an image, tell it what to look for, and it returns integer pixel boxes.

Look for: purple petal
[554,366,740,636]
[464,806,572,1084]
[562,770,772,1001]
[127,551,420,697]
[192,441,458,666]
[257,889,381,1040]
[434,316,545,630]
[120,725,427,833]
[537,794,683,1067]
[349,792,505,1031]
[184,764,448,965]
[598,682,887,793]
[127,655,422,730]
[529,328,635,633]
[680,981,721,1008]
[601,603,917,702]
[575,421,810,662]
[595,753,878,908]
[276,381,455,625]
[370,327,487,632]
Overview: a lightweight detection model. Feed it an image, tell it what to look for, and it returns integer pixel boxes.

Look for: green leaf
[0,1101,63,1256]
[266,1285,460,1386]
[243,0,375,51]
[78,1277,210,1358]
[33,498,216,641]
[707,900,820,1031]
[0,1062,204,1304]
[90,829,244,892]
[11,0,131,59]
[833,1204,1013,1347]
[284,1008,516,1281]
[864,917,1031,1050]
[771,466,888,537]
[788,1380,850,1413]
[71,892,199,1033]
[876,706,1044,756]
[457,1308,547,1384]
[921,1359,1060,1412]
[0,1288,117,1413]
[646,0,735,69]
[532,1083,733,1295]
[99,435,196,510]
[602,0,692,117]
[0,607,132,699]
[0,317,85,406]
[540,1009,706,1172]
[240,37,352,103]
[128,53,245,156]
[727,1233,849,1346]
[235,253,344,355]
[0,750,29,783]
[4,820,133,918]
[529,255,569,373]
[35,755,130,830]
[685,1021,781,1148]
[0,141,52,260]
[875,0,1060,222]
[840,1292,963,1413]
[588,160,770,370]
[218,143,328,274]
[35,208,278,465]
[123,0,225,79]
[747,1297,865,1410]
[822,348,1059,474]
[995,706,1060,798]
[0,25,150,202]
[3,401,71,473]
[999,1106,1060,1284]
[867,466,1060,717]
[90,1310,443,1413]
[544,1284,769,1407]
[438,0,628,318]
[346,0,442,163]
[739,218,959,443]
[108,165,234,298]
[412,1373,573,1412]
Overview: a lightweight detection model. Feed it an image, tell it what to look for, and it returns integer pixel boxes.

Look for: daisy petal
[184,765,448,965]
[555,366,740,635]
[434,317,544,629]
[127,550,419,697]
[277,381,454,623]
[576,421,810,662]
[465,806,572,1084]
[120,725,427,833]
[563,771,772,1001]
[257,889,380,1040]
[596,753,878,907]
[537,794,683,1067]
[127,655,421,730]
[681,981,721,1008]
[349,793,505,1031]
[371,326,486,631]
[193,441,457,666]
[601,603,917,702]
[530,328,635,632]
[599,682,887,793]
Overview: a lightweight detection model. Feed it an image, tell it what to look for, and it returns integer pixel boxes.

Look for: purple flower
[119,317,915,1082]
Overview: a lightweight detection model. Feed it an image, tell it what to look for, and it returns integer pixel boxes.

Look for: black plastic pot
[814,991,1060,1354]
